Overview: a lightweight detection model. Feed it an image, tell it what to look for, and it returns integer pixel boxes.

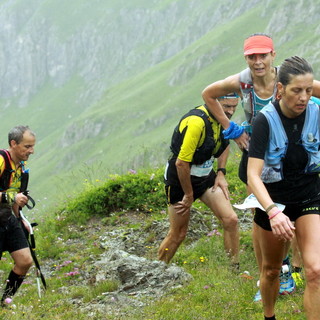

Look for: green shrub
[63,168,166,224]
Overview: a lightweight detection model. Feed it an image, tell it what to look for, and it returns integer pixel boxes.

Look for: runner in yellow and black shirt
[158,94,241,269]
[0,125,36,306]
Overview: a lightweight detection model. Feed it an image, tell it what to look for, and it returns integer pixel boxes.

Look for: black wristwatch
[217,168,227,175]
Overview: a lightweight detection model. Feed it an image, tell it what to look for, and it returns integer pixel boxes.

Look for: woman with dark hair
[202,33,301,301]
[248,56,320,320]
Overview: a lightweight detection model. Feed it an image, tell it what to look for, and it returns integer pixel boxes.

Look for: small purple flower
[207,229,222,237]
[65,268,80,277]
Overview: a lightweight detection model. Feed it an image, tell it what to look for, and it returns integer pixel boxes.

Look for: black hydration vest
[170,106,228,164]
[0,149,29,192]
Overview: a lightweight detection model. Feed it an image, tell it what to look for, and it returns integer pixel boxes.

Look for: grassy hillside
[22,4,255,205]
[1,0,320,208]
[0,162,307,319]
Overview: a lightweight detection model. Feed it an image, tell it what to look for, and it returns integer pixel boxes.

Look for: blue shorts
[254,199,320,231]
[0,208,29,256]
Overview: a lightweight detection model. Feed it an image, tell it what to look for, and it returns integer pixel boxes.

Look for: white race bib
[190,159,213,177]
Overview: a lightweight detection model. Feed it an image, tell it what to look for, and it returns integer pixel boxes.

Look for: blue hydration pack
[260,101,320,183]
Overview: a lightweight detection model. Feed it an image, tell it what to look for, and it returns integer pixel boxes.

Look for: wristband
[268,210,281,220]
[222,121,245,139]
[265,203,277,214]
[217,168,227,175]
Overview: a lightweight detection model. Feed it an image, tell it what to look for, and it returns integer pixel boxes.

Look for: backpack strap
[239,68,255,123]
[0,149,14,191]
[19,163,29,193]
[239,66,279,124]
[170,106,214,163]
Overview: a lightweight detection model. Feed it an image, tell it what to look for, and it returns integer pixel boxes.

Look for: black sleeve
[248,112,270,160]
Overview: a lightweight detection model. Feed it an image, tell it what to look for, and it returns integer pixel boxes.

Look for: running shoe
[279,264,296,295]
[254,262,296,302]
[253,280,261,302]
[253,289,262,302]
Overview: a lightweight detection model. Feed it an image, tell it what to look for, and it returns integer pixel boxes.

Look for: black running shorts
[0,209,29,256]
[165,170,216,204]
[254,199,320,231]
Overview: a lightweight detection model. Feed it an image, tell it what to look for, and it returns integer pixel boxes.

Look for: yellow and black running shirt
[177,105,222,162]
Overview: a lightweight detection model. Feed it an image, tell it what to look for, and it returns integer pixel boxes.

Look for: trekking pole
[36,270,42,299]
[19,209,47,298]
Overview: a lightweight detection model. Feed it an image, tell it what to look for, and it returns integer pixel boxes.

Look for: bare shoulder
[313,79,320,98]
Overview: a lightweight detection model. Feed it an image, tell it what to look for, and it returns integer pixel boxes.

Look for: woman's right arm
[202,74,248,149]
[202,74,240,128]
[247,157,274,210]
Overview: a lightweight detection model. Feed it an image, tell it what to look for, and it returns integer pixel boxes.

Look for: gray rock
[94,249,193,297]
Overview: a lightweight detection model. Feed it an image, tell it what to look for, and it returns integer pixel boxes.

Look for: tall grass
[0,160,306,319]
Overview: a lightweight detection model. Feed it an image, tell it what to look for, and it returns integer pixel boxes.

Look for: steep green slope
[1,0,320,207]
[27,2,266,203]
